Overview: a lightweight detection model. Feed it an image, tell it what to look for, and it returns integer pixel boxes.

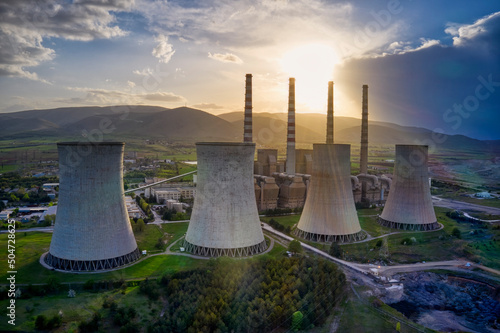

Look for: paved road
[432,196,500,216]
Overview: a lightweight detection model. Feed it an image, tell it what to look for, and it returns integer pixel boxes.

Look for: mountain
[0,106,497,152]
[0,106,239,141]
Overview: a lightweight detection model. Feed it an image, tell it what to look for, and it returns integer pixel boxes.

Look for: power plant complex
[44,142,140,271]
[41,73,439,270]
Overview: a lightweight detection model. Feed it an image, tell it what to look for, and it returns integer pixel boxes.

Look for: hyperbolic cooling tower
[378,145,439,231]
[286,77,296,174]
[295,144,364,243]
[184,142,267,257]
[45,142,140,271]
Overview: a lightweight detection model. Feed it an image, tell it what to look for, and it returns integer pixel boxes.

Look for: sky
[0,0,499,139]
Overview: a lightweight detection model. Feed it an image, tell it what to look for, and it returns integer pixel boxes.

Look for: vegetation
[288,239,302,253]
[146,257,345,332]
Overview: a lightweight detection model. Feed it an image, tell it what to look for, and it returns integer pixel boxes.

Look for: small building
[0,211,10,220]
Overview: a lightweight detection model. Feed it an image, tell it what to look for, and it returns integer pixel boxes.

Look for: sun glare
[279,43,340,112]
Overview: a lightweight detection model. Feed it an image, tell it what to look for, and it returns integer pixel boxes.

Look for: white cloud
[192,103,225,110]
[133,68,153,76]
[152,34,175,63]
[446,11,500,46]
[208,52,243,64]
[59,87,185,105]
[127,80,136,88]
[0,0,131,81]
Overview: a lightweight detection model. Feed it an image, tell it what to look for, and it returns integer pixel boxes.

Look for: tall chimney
[360,84,369,202]
[243,74,253,142]
[286,77,296,174]
[326,81,334,144]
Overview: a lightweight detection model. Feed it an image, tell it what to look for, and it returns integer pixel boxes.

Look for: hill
[0,106,497,152]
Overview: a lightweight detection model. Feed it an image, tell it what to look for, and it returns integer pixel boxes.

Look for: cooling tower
[295,144,364,243]
[184,142,267,257]
[45,142,140,271]
[286,77,296,174]
[244,74,253,142]
[378,145,439,231]
[326,81,334,144]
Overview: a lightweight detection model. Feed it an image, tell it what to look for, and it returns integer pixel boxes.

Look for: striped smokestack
[286,77,296,174]
[243,74,253,142]
[360,84,369,202]
[326,81,334,144]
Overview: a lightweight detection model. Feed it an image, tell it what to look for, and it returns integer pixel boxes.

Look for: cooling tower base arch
[183,239,267,258]
[294,229,366,243]
[377,217,439,231]
[44,248,141,272]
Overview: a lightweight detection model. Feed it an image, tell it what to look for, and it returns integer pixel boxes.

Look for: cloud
[335,11,500,140]
[137,0,401,60]
[133,68,153,76]
[192,103,225,110]
[152,34,175,63]
[143,92,184,102]
[208,52,243,64]
[0,0,131,81]
[59,87,186,105]
[446,11,500,46]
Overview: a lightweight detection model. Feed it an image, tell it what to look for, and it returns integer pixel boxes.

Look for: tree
[452,227,461,239]
[288,240,302,254]
[329,242,344,258]
[396,322,401,332]
[22,193,30,201]
[291,311,303,331]
[135,219,145,232]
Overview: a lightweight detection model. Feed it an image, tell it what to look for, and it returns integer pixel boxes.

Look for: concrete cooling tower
[295,144,364,243]
[44,142,140,271]
[378,145,439,231]
[184,142,267,257]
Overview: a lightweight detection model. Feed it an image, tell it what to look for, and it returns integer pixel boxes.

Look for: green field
[261,214,300,229]
[340,207,500,268]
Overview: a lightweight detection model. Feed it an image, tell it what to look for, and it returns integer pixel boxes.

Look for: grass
[336,295,397,332]
[133,224,165,253]
[261,214,300,229]
[339,207,500,268]
[161,222,189,247]
[0,283,159,332]
[0,164,19,172]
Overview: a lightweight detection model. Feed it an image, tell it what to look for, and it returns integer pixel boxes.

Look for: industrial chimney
[326,81,334,144]
[184,142,267,257]
[295,144,364,242]
[378,145,439,230]
[244,74,253,143]
[360,84,369,202]
[286,77,296,174]
[44,142,140,271]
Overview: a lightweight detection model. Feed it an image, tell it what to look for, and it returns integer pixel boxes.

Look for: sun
[279,43,340,112]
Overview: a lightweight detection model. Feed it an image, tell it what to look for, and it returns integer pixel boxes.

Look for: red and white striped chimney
[326,81,334,144]
[286,77,296,174]
[243,74,253,142]
[360,84,369,201]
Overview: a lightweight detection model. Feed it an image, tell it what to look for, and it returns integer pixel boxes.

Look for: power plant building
[295,144,364,243]
[378,145,439,230]
[184,142,267,257]
[44,142,140,271]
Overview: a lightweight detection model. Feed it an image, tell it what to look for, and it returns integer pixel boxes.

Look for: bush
[35,314,47,330]
[329,242,344,258]
[452,227,462,239]
[79,313,100,332]
[375,239,383,247]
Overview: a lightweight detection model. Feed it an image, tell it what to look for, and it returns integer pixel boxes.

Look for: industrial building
[184,142,267,257]
[44,142,140,271]
[378,145,439,230]
[295,144,364,242]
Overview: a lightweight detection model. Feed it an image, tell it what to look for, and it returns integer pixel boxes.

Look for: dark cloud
[336,11,500,140]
